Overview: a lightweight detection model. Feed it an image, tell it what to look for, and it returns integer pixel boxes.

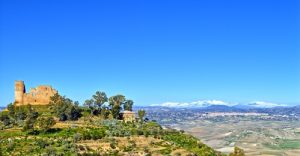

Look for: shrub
[23,110,39,132]
[229,147,245,156]
[0,148,2,156]
[0,114,12,127]
[37,117,56,132]
[163,132,217,155]
[81,128,106,140]
[43,146,57,156]
[7,140,15,152]
[110,141,117,149]
[36,139,49,149]
[73,133,82,142]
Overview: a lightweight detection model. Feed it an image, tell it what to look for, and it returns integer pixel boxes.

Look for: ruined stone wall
[15,81,25,105]
[14,81,58,106]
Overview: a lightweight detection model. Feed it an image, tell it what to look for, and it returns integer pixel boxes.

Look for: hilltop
[0,90,244,156]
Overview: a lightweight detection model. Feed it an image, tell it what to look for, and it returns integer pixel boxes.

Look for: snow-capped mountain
[151,100,232,108]
[151,100,287,108]
[245,101,287,108]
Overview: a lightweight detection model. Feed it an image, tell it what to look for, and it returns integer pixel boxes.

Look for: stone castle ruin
[14,81,58,106]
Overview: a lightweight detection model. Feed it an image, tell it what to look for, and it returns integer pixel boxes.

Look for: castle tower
[15,80,25,105]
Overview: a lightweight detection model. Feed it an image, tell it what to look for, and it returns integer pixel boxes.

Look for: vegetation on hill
[0,91,243,156]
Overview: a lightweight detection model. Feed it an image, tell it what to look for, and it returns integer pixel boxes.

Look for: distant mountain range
[151,100,290,108]
[138,100,300,116]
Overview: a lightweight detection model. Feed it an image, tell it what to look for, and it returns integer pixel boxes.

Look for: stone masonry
[14,80,58,106]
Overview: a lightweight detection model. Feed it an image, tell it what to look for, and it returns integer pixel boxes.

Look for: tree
[84,91,108,116]
[23,108,39,131]
[0,114,11,126]
[66,103,82,120]
[37,117,56,132]
[49,93,82,121]
[15,107,27,121]
[123,100,134,111]
[109,95,126,119]
[138,110,146,123]
[26,104,33,114]
[7,103,15,118]
[74,101,80,106]
[109,95,125,106]
[92,91,108,109]
[229,147,245,156]
[100,106,110,119]
[49,94,68,121]
[111,105,122,119]
[84,99,95,115]
[49,93,62,105]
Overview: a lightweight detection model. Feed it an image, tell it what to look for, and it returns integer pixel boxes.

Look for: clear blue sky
[0,0,299,107]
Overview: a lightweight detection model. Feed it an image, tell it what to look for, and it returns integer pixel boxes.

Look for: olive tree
[138,110,146,123]
[123,100,134,111]
[49,93,82,121]
[109,95,125,119]
[84,91,108,115]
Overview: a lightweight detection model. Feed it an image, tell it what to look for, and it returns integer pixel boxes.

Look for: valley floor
[168,119,300,156]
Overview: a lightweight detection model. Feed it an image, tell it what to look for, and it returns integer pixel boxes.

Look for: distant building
[14,80,58,106]
[121,111,136,122]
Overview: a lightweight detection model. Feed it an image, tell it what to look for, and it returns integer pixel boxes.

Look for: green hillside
[0,92,243,156]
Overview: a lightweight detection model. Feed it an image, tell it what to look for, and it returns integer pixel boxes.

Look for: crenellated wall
[14,81,58,106]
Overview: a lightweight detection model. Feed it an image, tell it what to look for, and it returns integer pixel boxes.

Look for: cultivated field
[170,119,300,156]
